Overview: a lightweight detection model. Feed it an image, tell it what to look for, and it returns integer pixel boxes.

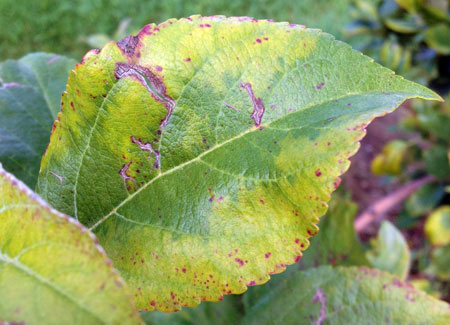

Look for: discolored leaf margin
[244,266,450,325]
[38,15,442,312]
[300,194,368,268]
[0,165,142,324]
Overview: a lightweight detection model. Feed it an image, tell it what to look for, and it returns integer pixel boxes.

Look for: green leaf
[424,24,450,55]
[300,194,368,268]
[141,295,242,325]
[395,0,419,13]
[37,16,441,312]
[426,245,450,281]
[424,145,450,178]
[0,165,142,324]
[0,53,76,187]
[384,16,423,34]
[404,183,445,218]
[367,221,411,279]
[243,266,450,325]
[425,206,450,246]
[410,95,450,142]
[421,0,449,21]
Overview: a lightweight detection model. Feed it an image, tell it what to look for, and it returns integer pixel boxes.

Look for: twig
[354,175,436,234]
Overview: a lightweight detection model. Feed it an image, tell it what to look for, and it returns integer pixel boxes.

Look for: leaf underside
[0,53,76,187]
[37,15,441,312]
[0,166,142,324]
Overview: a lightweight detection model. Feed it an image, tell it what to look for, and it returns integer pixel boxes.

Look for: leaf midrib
[89,90,412,231]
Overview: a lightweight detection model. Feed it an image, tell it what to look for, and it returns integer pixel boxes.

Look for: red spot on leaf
[235,258,244,267]
[316,82,325,90]
[315,169,322,177]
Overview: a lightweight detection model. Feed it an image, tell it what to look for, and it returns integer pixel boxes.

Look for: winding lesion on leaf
[130,136,160,169]
[119,161,136,187]
[49,171,63,185]
[240,82,265,127]
[312,288,327,325]
[114,62,176,128]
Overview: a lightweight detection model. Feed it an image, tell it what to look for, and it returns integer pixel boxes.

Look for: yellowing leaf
[0,165,142,324]
[425,206,450,246]
[371,140,410,176]
[37,16,441,311]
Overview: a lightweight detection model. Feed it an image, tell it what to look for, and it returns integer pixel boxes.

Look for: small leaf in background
[0,165,142,324]
[424,23,450,55]
[243,266,450,324]
[367,221,411,279]
[395,0,419,13]
[426,245,450,281]
[410,278,442,299]
[141,295,242,325]
[425,206,450,246]
[384,15,424,34]
[300,194,368,268]
[410,94,450,142]
[424,144,450,178]
[371,139,411,176]
[421,0,450,21]
[37,16,441,311]
[404,183,445,218]
[380,38,407,71]
[0,53,76,187]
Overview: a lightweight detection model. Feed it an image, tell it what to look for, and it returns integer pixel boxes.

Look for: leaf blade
[0,165,142,324]
[38,16,441,311]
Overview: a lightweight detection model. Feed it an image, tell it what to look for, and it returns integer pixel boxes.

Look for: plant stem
[354,175,436,234]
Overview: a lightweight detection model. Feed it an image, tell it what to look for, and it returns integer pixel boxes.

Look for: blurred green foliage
[346,0,449,91]
[0,0,354,61]
[366,221,411,279]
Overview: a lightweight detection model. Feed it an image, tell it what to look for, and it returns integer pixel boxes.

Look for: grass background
[0,0,353,61]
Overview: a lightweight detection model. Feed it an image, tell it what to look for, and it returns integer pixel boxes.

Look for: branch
[354,175,436,234]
